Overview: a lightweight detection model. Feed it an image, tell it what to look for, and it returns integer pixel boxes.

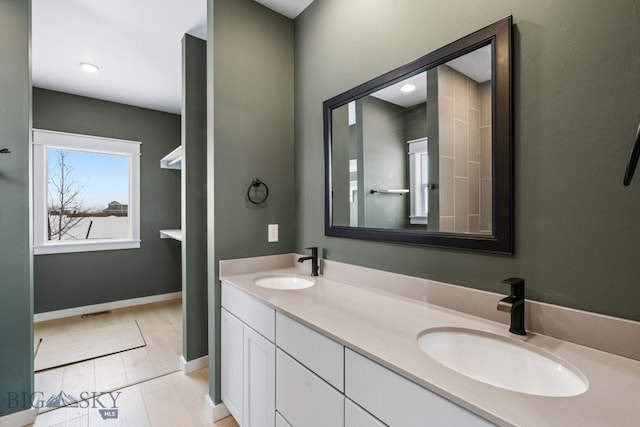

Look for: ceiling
[372,72,428,109]
[32,0,314,115]
[371,45,492,109]
[254,0,314,19]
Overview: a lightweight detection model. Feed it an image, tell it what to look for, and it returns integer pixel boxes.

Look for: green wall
[182,34,209,361]
[208,0,295,402]
[0,0,32,417]
[32,88,182,313]
[360,96,406,228]
[212,0,295,258]
[295,0,640,321]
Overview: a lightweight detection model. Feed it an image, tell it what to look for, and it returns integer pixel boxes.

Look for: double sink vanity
[219,254,640,427]
[219,13,640,427]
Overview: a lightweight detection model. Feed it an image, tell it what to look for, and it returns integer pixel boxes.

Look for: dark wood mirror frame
[323,16,513,254]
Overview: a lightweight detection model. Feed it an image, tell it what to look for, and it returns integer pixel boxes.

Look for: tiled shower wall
[438,65,492,234]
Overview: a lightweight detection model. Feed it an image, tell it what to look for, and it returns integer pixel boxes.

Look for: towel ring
[247,179,269,204]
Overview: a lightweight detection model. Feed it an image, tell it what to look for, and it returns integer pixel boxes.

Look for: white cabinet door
[276,349,344,427]
[221,308,244,425]
[243,326,275,427]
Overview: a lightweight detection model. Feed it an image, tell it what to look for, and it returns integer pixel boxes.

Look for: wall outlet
[268,224,278,242]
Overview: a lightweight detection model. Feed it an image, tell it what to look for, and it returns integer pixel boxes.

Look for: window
[408,138,429,225]
[32,129,141,254]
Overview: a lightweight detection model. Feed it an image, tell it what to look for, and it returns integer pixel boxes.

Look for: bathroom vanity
[219,254,640,427]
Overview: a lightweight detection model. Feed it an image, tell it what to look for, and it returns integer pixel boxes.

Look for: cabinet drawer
[276,349,344,427]
[345,398,386,427]
[276,312,344,391]
[276,412,292,427]
[222,281,275,342]
[345,349,494,427]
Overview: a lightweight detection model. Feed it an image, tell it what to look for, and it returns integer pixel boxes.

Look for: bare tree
[48,150,85,240]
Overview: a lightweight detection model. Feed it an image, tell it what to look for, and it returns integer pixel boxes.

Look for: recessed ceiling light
[400,84,416,93]
[79,62,99,74]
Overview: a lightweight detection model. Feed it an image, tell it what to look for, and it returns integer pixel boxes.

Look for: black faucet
[497,277,526,335]
[297,246,319,276]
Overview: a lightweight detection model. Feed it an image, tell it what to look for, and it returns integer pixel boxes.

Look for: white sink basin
[253,275,315,290]
[418,328,588,397]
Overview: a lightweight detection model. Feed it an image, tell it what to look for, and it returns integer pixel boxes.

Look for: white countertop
[221,267,640,427]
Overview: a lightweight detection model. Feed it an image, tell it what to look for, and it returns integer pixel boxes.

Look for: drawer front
[345,349,494,427]
[275,411,292,427]
[221,281,275,342]
[276,349,344,427]
[276,311,344,391]
[345,398,386,427]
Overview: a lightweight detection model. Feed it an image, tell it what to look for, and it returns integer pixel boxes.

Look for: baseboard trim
[0,407,37,427]
[205,394,231,422]
[180,355,209,374]
[34,292,182,322]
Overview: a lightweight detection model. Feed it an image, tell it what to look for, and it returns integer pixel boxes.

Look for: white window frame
[32,129,141,255]
[408,137,429,225]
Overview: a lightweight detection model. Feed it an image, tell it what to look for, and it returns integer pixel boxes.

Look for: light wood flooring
[34,300,183,412]
[31,368,239,427]
[35,321,145,372]
[31,300,239,426]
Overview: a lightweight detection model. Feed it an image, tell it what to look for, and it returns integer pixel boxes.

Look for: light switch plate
[268,224,278,242]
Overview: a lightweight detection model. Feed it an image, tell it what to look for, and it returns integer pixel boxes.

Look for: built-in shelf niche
[160,145,183,170]
[160,229,183,241]
[160,146,182,241]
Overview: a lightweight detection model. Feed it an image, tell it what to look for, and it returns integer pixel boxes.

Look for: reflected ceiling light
[79,62,99,74]
[400,83,416,93]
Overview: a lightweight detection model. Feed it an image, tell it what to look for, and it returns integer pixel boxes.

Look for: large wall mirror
[323,16,513,253]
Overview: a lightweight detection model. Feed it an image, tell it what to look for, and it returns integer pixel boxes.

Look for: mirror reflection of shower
[331,45,493,234]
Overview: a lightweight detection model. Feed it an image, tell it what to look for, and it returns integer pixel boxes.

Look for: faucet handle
[305,246,318,256]
[502,277,524,298]
[500,277,527,336]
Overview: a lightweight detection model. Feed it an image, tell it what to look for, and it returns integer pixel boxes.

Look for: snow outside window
[32,129,141,255]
